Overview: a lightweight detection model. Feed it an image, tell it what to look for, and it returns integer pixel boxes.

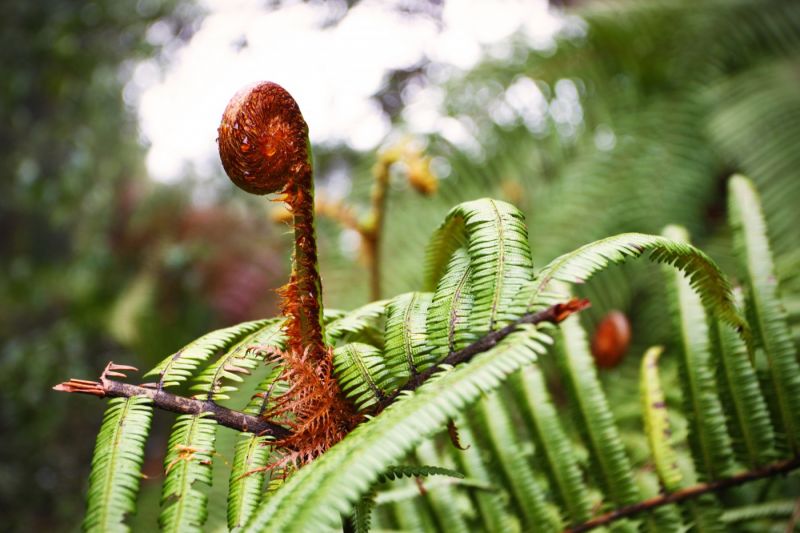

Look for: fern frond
[640,346,682,491]
[520,233,747,335]
[728,174,800,451]
[244,325,553,532]
[325,299,389,344]
[190,320,284,401]
[514,365,592,522]
[424,198,534,330]
[721,499,797,524]
[332,342,394,411]
[159,413,217,533]
[83,397,153,533]
[453,423,521,533]
[383,292,436,380]
[712,303,776,467]
[243,365,287,418]
[472,391,562,532]
[426,248,477,362]
[557,315,640,507]
[377,463,464,484]
[662,225,735,480]
[412,440,471,532]
[227,433,271,531]
[144,319,269,388]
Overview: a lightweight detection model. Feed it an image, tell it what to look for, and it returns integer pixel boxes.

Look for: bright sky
[133,0,564,182]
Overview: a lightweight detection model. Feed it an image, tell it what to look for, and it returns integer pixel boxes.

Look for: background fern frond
[325,300,389,344]
[470,391,562,532]
[159,413,217,533]
[728,174,800,451]
[453,423,520,533]
[712,302,776,467]
[662,225,735,480]
[227,433,271,531]
[144,320,270,388]
[514,365,592,523]
[191,319,284,401]
[640,346,682,491]
[83,397,153,533]
[556,314,640,508]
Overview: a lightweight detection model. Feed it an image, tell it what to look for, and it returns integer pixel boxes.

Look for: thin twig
[376,298,591,410]
[567,454,800,532]
[54,363,290,439]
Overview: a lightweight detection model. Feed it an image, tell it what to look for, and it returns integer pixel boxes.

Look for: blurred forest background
[2,0,799,530]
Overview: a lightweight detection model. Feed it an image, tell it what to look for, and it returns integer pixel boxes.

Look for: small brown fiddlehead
[218,82,358,464]
[219,81,325,365]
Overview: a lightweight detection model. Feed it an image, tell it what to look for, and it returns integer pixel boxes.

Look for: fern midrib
[98,399,134,531]
[402,292,420,376]
[448,265,473,353]
[348,345,383,402]
[230,435,260,528]
[205,348,243,400]
[165,415,206,531]
[488,199,505,330]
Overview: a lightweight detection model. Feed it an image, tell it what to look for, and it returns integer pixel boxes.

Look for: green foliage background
[2,0,799,530]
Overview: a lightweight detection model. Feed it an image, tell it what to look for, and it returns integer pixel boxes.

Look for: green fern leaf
[412,440,472,532]
[640,346,682,491]
[712,299,776,467]
[383,292,436,381]
[227,433,271,531]
[471,391,562,532]
[453,423,520,533]
[244,325,553,532]
[662,225,735,480]
[519,233,747,336]
[557,315,640,507]
[721,499,797,524]
[144,319,270,388]
[514,365,592,522]
[333,342,395,411]
[426,248,477,362]
[83,397,153,533]
[243,365,287,418]
[159,414,217,533]
[728,174,800,451]
[191,319,284,401]
[424,198,534,330]
[378,463,465,483]
[325,299,389,344]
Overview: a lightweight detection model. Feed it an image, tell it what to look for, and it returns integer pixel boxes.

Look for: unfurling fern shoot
[218,81,324,363]
[218,82,358,462]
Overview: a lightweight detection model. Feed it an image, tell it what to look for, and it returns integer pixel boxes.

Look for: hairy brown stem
[217,81,327,363]
[567,454,800,532]
[376,298,591,411]
[54,374,290,439]
[285,174,326,363]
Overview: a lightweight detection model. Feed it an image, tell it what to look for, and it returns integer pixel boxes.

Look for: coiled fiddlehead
[218,82,358,463]
[218,81,324,365]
